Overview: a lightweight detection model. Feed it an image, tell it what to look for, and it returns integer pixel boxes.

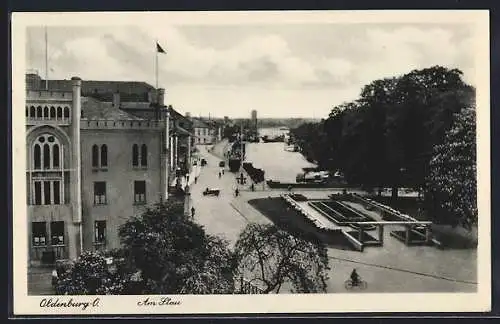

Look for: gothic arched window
[43,107,49,119]
[30,134,64,206]
[50,107,56,119]
[43,144,50,169]
[30,106,36,118]
[57,107,62,119]
[53,144,60,168]
[63,107,70,119]
[36,106,42,118]
[34,144,41,169]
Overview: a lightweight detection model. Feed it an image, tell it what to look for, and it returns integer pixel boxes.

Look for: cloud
[28,26,363,88]
[27,24,475,90]
[346,26,476,88]
[25,24,476,117]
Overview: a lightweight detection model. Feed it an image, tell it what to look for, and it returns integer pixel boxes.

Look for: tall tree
[54,251,130,295]
[119,200,236,294]
[384,66,472,197]
[425,107,477,229]
[234,223,330,294]
[291,66,474,201]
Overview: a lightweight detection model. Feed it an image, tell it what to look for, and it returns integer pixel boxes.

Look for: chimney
[148,89,156,103]
[113,91,120,108]
[157,88,165,107]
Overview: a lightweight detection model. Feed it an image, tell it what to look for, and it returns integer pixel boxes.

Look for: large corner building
[25,73,194,266]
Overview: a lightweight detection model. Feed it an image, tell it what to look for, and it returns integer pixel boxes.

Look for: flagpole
[45,26,48,90]
[155,40,159,89]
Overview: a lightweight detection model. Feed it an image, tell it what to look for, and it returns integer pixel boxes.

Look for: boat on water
[261,135,285,143]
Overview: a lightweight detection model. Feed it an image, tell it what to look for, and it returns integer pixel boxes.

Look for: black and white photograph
[11,10,490,314]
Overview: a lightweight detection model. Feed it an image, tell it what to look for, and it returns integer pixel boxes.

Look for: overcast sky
[26,23,475,118]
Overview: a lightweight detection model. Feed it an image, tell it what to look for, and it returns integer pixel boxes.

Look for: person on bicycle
[350,269,360,286]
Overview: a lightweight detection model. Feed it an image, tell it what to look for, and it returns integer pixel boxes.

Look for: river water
[258,127,289,138]
[245,127,316,183]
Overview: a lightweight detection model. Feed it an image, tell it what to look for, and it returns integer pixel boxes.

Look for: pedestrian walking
[235,188,239,197]
[194,177,198,184]
[218,172,221,178]
[222,169,225,175]
[191,206,195,218]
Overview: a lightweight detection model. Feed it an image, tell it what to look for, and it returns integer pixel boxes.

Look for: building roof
[191,118,210,128]
[169,107,192,125]
[173,125,193,137]
[81,97,144,121]
[27,74,155,102]
[120,102,154,110]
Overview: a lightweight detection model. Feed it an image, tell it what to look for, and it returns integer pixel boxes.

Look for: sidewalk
[230,196,272,225]
[170,165,202,191]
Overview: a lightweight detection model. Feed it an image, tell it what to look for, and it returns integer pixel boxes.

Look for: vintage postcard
[11,10,490,315]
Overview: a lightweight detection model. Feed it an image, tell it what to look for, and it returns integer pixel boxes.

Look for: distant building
[25,73,194,266]
[191,118,212,144]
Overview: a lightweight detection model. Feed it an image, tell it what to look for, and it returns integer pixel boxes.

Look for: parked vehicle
[201,159,207,166]
[203,187,220,196]
[219,161,226,168]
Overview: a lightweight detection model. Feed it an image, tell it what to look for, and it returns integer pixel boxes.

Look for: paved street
[28,267,54,295]
[187,144,271,247]
[190,141,477,293]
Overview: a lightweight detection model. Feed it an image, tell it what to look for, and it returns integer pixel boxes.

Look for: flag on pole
[155,41,166,89]
[156,42,166,54]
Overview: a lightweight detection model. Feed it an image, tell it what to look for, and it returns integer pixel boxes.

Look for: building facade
[26,74,193,265]
[192,118,213,144]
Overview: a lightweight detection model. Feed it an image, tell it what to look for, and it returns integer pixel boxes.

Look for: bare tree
[234,223,330,294]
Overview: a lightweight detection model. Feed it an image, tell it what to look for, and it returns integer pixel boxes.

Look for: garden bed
[308,201,376,230]
[242,162,265,184]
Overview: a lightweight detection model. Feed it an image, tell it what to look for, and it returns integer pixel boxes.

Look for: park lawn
[248,197,353,250]
[368,196,428,220]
